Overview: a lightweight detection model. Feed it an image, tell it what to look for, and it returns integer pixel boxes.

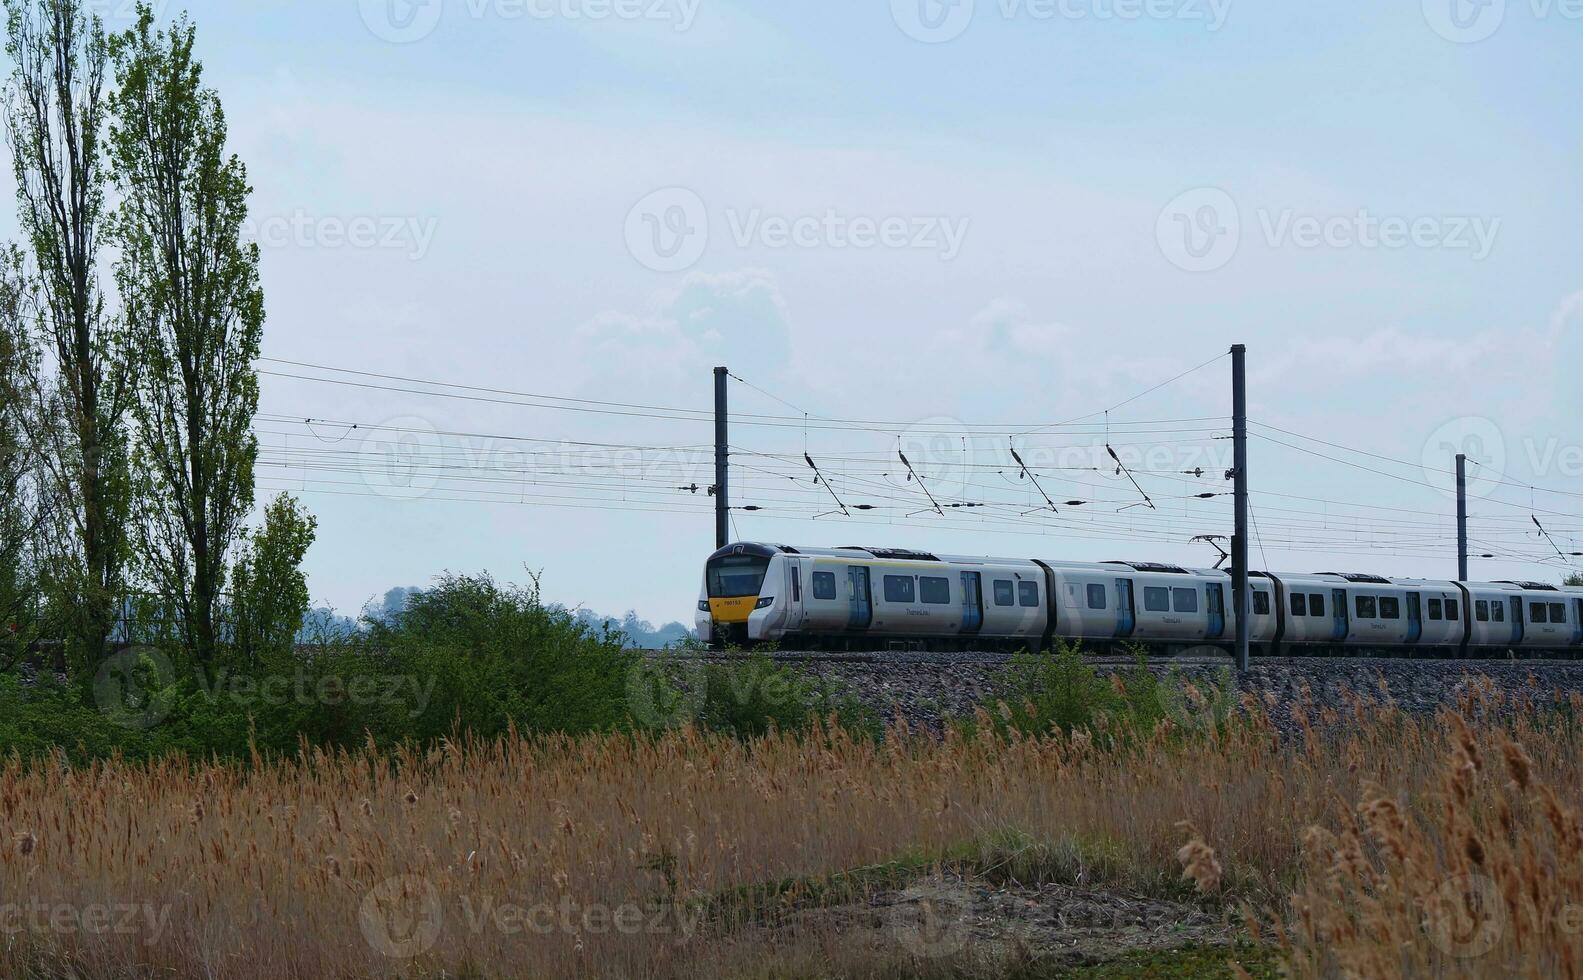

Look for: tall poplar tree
[109,4,262,664]
[2,0,130,666]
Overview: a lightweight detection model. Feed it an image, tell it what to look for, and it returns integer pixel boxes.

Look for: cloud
[571,268,793,391]
[927,298,1071,375]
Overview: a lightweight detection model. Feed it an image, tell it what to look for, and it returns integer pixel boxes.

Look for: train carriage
[698,543,1583,657]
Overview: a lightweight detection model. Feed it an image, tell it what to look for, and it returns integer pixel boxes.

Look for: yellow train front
[696,543,784,647]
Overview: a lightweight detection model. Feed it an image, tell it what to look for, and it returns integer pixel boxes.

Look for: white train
[697,543,1583,655]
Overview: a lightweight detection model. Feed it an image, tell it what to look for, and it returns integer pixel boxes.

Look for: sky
[13,0,1581,623]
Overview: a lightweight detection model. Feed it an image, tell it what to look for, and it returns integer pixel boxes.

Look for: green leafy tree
[2,0,132,668]
[229,494,316,664]
[1567,573,1583,588]
[108,5,263,663]
[0,252,46,667]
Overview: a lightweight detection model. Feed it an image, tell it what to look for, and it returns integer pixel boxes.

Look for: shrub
[228,493,317,664]
[964,643,1236,743]
[632,653,882,739]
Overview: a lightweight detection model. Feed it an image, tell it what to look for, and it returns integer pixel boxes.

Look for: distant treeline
[301,586,695,648]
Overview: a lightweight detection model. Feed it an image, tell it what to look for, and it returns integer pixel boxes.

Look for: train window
[1475,600,1489,622]
[1532,602,1549,624]
[1310,593,1326,617]
[1253,591,1271,616]
[1492,602,1505,623]
[883,576,915,603]
[1019,582,1041,608]
[1445,599,1459,621]
[1355,595,1376,619]
[792,570,802,602]
[1379,597,1401,620]
[1087,584,1107,610]
[1551,603,1567,623]
[993,580,1016,606]
[920,577,951,605]
[707,554,771,598]
[812,572,837,601]
[1144,587,1170,612]
[1173,588,1199,614]
[1290,593,1307,617]
[1427,598,1443,620]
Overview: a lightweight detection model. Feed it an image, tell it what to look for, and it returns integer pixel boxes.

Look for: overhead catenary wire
[254,351,1581,579]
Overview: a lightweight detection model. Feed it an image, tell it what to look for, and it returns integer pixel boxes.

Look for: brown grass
[1,680,1581,978]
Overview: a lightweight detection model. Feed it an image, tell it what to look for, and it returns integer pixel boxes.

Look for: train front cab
[698,544,780,647]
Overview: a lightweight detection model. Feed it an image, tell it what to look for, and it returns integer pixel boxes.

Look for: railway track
[639,647,1575,668]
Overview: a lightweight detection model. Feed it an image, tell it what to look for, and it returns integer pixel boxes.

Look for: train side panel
[703,543,1583,655]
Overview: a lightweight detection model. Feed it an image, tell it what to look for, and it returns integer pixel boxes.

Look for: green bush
[963,643,1236,743]
[630,653,882,739]
[0,572,880,763]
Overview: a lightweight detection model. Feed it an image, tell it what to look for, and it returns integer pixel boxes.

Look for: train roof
[712,545,1578,593]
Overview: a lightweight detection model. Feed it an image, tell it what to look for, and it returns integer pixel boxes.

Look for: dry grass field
[3,679,1583,978]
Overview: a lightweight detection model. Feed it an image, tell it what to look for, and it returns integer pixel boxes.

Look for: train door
[1406,593,1423,645]
[1115,579,1137,638]
[960,572,984,635]
[1206,583,1226,638]
[1332,589,1349,642]
[847,566,872,631]
[1510,598,1524,645]
[787,559,804,631]
[1574,599,1583,647]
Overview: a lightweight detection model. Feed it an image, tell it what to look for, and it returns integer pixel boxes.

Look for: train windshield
[707,555,770,598]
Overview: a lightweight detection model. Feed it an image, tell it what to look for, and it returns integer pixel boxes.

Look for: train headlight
[697,601,711,613]
[755,596,775,610]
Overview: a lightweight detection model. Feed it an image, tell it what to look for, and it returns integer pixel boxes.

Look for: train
[696,542,1583,656]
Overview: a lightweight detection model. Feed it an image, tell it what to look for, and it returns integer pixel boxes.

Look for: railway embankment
[650,650,1583,735]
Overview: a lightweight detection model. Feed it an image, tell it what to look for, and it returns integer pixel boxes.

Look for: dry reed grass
[0,678,1580,978]
[1286,682,1583,978]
